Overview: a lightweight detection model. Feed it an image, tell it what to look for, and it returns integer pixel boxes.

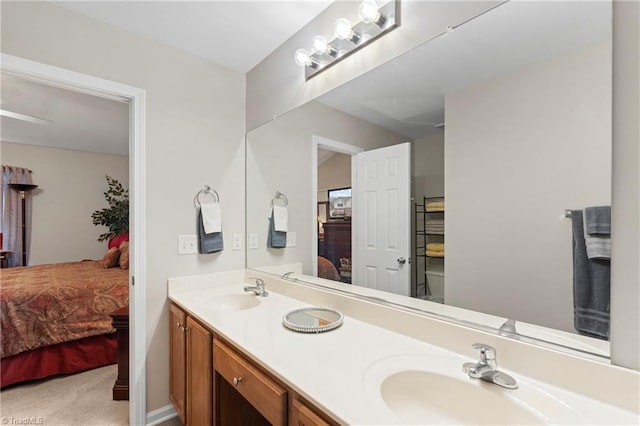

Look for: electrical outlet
[249,233,258,249]
[178,234,198,255]
[286,232,296,247]
[232,233,242,250]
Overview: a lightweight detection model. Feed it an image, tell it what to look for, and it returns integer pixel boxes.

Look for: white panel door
[354,142,411,296]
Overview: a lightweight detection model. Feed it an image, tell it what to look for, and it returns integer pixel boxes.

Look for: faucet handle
[472,343,497,368]
[248,277,264,286]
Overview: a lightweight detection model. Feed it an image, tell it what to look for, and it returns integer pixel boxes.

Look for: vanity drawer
[213,339,287,426]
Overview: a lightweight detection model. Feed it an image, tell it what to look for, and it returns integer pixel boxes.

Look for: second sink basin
[206,293,260,311]
[364,354,585,425]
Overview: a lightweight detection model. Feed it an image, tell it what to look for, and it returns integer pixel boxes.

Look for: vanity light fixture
[294,0,399,80]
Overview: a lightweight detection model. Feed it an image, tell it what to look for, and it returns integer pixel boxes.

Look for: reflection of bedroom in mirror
[0,74,131,407]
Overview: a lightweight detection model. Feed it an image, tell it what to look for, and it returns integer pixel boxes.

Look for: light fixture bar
[294,0,399,80]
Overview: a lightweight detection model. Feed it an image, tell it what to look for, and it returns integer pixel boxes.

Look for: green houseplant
[92,175,129,242]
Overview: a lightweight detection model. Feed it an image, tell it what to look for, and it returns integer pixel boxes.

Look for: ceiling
[1,1,333,156]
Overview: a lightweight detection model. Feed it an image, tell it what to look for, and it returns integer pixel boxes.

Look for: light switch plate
[249,233,258,249]
[286,232,296,247]
[232,233,242,250]
[178,234,198,254]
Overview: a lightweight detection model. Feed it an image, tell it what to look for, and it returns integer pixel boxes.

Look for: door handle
[397,257,406,265]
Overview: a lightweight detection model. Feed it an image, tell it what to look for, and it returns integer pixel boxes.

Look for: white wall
[1,2,246,411]
[445,42,612,333]
[247,101,406,273]
[246,1,502,130]
[413,132,445,200]
[1,142,129,265]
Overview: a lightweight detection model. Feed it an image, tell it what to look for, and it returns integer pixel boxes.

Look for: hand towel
[583,207,611,259]
[571,210,610,339]
[268,207,286,249]
[200,202,222,234]
[273,205,288,232]
[584,206,611,235]
[198,209,223,253]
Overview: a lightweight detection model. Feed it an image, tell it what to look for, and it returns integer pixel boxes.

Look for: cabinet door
[289,399,330,426]
[169,304,187,424]
[186,316,212,426]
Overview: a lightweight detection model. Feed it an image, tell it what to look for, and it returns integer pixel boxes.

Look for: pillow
[119,241,130,270]
[103,247,121,268]
[108,233,129,249]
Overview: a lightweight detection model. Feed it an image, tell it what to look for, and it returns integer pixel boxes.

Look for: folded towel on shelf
[272,205,288,232]
[584,206,611,235]
[426,243,445,252]
[571,209,610,339]
[426,250,444,257]
[426,201,445,212]
[426,219,444,225]
[268,207,286,249]
[198,209,223,253]
[426,207,445,212]
[200,202,222,234]
[583,207,611,259]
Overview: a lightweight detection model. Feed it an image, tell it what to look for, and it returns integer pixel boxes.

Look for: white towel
[201,202,222,234]
[272,205,288,232]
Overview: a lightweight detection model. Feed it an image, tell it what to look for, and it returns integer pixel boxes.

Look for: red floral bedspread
[0,260,129,358]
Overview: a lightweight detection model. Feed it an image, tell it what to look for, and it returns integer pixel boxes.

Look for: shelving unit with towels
[414,196,445,301]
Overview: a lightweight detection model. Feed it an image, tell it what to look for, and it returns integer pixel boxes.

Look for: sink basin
[364,354,585,425]
[206,293,260,311]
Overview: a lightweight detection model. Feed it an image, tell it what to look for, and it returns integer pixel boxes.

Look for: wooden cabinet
[322,222,352,283]
[289,398,331,426]
[213,338,287,426]
[169,304,187,424]
[169,302,338,426]
[169,304,212,426]
[186,317,212,426]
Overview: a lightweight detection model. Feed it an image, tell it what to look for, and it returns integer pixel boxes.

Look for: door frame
[1,54,147,425]
[311,136,362,279]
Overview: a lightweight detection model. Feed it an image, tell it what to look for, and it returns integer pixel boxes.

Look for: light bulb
[312,35,337,57]
[334,18,361,44]
[334,18,354,40]
[294,48,311,67]
[359,0,379,23]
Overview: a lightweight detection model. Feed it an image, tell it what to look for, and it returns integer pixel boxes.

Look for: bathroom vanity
[168,270,639,425]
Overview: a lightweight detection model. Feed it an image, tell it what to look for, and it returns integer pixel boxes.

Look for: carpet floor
[0,364,129,425]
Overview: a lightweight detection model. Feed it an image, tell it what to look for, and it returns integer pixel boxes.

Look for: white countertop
[168,273,639,425]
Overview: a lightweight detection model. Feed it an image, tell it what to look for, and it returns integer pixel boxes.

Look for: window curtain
[1,165,34,267]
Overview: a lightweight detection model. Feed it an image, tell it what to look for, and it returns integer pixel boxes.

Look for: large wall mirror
[247,1,614,361]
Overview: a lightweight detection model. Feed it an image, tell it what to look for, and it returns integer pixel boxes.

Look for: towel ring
[272,191,288,207]
[195,185,219,208]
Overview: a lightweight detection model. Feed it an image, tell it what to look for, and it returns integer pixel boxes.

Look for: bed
[0,260,129,388]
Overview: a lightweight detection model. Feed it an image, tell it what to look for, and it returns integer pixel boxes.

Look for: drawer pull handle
[232,376,243,387]
[176,322,188,332]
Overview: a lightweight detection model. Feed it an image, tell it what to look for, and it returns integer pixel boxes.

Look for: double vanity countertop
[168,270,640,425]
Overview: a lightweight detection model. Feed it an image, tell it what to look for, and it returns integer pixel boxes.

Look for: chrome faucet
[244,277,268,297]
[281,271,294,280]
[462,343,518,389]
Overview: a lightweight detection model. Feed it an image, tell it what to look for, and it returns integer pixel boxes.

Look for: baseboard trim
[146,405,177,426]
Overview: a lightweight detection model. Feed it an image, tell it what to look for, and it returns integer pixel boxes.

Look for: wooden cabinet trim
[169,303,187,424]
[213,339,287,426]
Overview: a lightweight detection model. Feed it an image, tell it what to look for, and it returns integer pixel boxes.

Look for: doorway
[1,53,146,425]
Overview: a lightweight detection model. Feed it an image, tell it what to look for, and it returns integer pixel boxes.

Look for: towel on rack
[584,206,611,235]
[198,209,223,253]
[268,207,286,249]
[200,202,222,234]
[571,209,610,339]
[272,205,288,232]
[583,206,611,259]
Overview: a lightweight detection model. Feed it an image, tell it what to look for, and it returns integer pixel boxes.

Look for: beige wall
[1,1,246,411]
[413,133,445,200]
[246,101,406,274]
[1,142,129,265]
[246,1,502,130]
[444,42,612,333]
[610,0,639,370]
[318,152,351,202]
